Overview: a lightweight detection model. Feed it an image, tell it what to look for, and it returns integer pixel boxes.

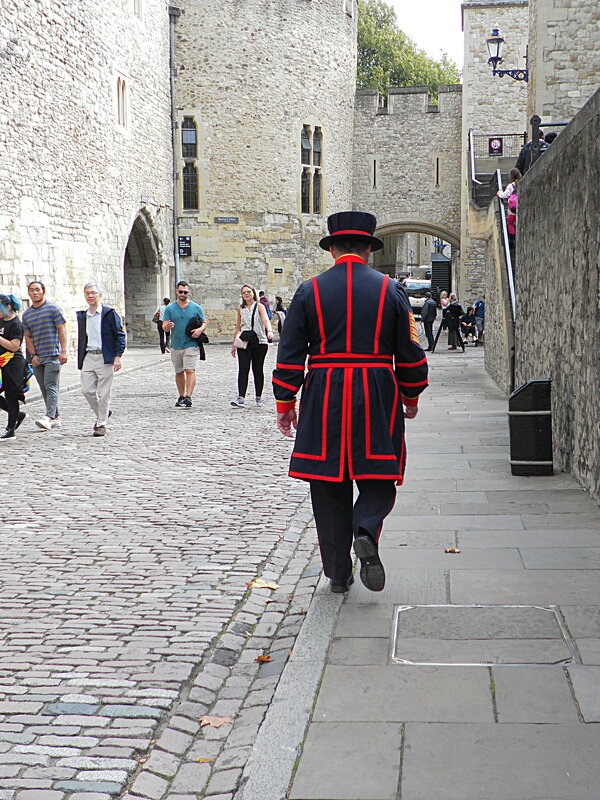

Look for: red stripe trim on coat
[273,377,298,392]
[309,362,394,370]
[290,471,403,482]
[334,253,367,265]
[310,353,393,361]
[276,400,296,413]
[292,368,331,462]
[276,363,305,370]
[398,379,429,387]
[346,262,352,353]
[401,394,419,407]
[346,368,354,476]
[373,275,389,355]
[311,277,326,354]
[395,356,428,368]
[389,378,399,436]
[339,366,350,480]
[362,368,398,461]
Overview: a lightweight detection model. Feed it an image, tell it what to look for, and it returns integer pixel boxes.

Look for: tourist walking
[445,293,464,351]
[274,296,287,335]
[273,211,428,594]
[474,294,485,345]
[154,297,171,353]
[231,285,273,408]
[162,281,207,408]
[0,294,28,441]
[76,283,126,437]
[497,168,522,199]
[22,280,67,431]
[420,291,437,351]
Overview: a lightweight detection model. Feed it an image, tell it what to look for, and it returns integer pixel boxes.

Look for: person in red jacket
[273,211,428,593]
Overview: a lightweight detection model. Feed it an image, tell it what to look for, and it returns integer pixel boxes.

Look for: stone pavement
[236,343,600,800]
[0,343,323,799]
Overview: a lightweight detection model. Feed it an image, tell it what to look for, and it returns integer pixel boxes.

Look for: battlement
[355,84,462,116]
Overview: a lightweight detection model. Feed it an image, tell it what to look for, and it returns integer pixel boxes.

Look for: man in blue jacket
[76,283,126,437]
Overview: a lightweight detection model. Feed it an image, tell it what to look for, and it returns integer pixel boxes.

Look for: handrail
[495,168,517,391]
[496,169,516,322]
[468,128,482,185]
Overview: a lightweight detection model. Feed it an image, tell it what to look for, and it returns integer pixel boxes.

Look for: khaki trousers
[80,352,114,426]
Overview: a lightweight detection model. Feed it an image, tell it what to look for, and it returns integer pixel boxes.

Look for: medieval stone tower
[173,0,357,335]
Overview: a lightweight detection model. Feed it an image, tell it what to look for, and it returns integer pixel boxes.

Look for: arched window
[182,118,197,159]
[183,163,198,210]
[300,126,324,215]
[117,78,127,127]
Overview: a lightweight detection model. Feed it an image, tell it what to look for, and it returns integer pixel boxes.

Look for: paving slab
[289,721,402,800]
[375,548,523,570]
[458,529,600,548]
[401,723,600,800]
[329,637,390,665]
[567,666,600,721]
[312,665,493,722]
[393,638,573,665]
[384,514,524,531]
[575,638,600,665]
[451,570,600,604]
[561,606,600,636]
[334,605,394,638]
[345,569,447,605]
[492,665,580,721]
[521,513,600,530]
[520,547,600,569]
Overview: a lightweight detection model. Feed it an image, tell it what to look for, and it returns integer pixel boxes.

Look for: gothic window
[301,127,311,166]
[300,125,324,215]
[313,170,321,215]
[117,78,127,127]
[301,169,311,215]
[182,118,197,159]
[183,163,198,210]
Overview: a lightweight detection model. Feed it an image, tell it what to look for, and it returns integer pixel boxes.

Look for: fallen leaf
[197,757,213,763]
[248,578,280,590]
[444,548,461,554]
[255,655,272,663]
[300,608,306,615]
[266,598,277,604]
[199,716,234,728]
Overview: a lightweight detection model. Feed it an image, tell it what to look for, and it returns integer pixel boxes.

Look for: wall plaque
[214,216,239,224]
[178,236,192,257]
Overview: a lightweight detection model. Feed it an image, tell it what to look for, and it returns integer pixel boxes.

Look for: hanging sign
[178,236,192,257]
[488,137,503,156]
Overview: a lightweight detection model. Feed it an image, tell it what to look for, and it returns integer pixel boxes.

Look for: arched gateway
[376,220,460,251]
[123,210,168,345]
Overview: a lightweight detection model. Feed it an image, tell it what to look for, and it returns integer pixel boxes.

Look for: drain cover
[392,605,576,665]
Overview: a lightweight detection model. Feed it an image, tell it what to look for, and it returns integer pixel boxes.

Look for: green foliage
[357,0,461,99]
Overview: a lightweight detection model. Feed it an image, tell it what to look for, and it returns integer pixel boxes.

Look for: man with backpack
[420,291,437,351]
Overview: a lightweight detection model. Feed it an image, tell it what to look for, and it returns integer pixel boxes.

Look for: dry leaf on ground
[199,716,234,728]
[197,757,213,763]
[248,578,280,590]
[255,655,272,663]
[444,548,461,554]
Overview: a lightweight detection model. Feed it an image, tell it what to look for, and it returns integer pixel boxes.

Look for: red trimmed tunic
[272,254,429,483]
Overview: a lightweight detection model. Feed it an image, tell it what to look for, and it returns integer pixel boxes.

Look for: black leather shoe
[330,575,355,594]
[353,534,386,592]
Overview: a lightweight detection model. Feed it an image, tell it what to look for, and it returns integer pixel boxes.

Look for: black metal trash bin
[508,379,553,476]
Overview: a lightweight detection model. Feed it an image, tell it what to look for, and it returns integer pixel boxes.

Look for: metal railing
[472,132,527,159]
[494,168,517,391]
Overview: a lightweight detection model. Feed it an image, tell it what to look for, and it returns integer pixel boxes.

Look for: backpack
[508,191,518,214]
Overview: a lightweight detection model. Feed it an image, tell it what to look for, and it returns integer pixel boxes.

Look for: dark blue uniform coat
[273,254,429,483]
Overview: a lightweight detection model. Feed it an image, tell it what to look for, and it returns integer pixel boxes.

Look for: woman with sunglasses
[231,285,273,408]
[0,294,28,440]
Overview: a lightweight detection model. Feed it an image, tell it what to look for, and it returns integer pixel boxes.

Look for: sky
[388,0,465,70]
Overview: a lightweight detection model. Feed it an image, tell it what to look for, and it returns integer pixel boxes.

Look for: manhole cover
[392,605,576,666]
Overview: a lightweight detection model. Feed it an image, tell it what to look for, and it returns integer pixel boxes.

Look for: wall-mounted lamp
[486,28,528,82]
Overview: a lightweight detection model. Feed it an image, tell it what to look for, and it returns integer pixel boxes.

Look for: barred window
[182,117,197,159]
[183,163,198,210]
[300,125,324,215]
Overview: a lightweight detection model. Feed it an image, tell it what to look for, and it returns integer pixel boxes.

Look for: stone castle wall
[174,0,357,337]
[528,0,600,124]
[0,0,173,346]
[515,88,600,501]
[352,86,463,247]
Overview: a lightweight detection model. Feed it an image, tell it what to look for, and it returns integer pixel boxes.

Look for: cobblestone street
[0,345,316,799]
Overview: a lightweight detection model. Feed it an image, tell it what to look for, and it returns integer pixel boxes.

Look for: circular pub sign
[488,137,503,156]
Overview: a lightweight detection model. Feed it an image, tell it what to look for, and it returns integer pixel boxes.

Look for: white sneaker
[231,397,245,407]
[35,416,52,430]
[255,397,264,408]
[50,418,62,429]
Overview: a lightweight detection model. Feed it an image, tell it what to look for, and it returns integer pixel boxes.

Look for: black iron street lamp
[486,28,528,82]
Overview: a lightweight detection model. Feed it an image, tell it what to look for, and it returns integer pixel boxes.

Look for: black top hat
[319,211,384,252]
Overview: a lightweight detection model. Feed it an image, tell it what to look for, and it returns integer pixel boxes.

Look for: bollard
[508,379,553,476]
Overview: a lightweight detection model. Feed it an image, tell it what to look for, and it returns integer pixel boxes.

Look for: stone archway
[123,211,164,345]
[375,220,460,250]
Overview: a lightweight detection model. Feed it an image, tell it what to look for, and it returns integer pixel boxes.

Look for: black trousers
[0,388,20,430]
[237,343,268,398]
[423,320,435,350]
[157,323,170,353]
[310,478,397,582]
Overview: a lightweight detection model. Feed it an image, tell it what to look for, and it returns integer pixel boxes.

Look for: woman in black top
[0,294,28,440]
[445,293,465,351]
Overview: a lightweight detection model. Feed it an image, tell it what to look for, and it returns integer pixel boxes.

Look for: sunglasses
[177,290,189,295]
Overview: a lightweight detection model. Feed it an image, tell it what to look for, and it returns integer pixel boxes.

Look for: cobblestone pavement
[0,344,320,799]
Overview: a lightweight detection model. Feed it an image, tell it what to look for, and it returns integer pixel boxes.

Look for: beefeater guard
[273,211,428,593]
